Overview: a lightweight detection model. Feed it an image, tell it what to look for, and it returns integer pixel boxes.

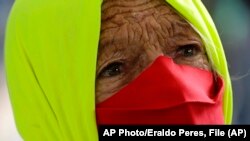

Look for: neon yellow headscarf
[4,0,233,141]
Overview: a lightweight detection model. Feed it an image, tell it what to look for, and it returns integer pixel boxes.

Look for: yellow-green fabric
[166,0,233,124]
[4,0,233,141]
[5,0,101,140]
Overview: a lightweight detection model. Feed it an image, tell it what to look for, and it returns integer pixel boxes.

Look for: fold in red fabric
[96,56,224,125]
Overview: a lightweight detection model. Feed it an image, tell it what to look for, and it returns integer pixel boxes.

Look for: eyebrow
[99,36,127,51]
[98,38,129,62]
[97,44,128,74]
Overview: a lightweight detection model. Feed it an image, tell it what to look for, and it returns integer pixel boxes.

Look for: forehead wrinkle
[98,23,143,69]
[99,24,129,50]
[98,30,129,68]
[99,26,119,49]
[102,0,153,12]
[99,21,144,54]
[100,1,177,48]
[102,0,165,21]
[100,0,181,38]
[102,0,152,14]
[99,0,205,64]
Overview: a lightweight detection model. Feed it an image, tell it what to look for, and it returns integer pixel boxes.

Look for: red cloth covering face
[96,56,224,125]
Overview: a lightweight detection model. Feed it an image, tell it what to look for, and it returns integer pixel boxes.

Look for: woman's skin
[96,0,211,103]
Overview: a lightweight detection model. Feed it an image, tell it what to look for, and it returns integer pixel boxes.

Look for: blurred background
[0,0,250,140]
[0,0,22,140]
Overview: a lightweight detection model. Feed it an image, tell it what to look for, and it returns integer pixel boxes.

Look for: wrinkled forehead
[101,0,178,21]
[99,0,200,52]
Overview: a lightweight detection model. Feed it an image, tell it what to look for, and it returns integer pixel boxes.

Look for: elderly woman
[4,0,233,140]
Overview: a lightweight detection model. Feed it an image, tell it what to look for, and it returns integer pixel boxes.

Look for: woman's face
[96,0,211,103]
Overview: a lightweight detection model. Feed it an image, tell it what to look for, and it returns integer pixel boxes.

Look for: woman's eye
[176,44,199,58]
[99,62,124,78]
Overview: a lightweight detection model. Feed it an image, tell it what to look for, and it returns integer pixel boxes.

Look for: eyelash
[98,44,200,78]
[175,44,200,58]
[98,62,124,78]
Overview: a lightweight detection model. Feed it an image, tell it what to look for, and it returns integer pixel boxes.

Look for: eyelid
[97,59,126,77]
[96,50,128,75]
[99,62,124,78]
[178,40,202,48]
[176,43,201,52]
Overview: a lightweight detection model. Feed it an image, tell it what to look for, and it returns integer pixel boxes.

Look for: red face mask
[96,56,224,125]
